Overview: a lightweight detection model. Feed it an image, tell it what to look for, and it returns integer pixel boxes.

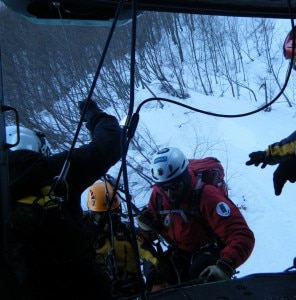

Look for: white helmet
[151,147,189,183]
[6,126,51,156]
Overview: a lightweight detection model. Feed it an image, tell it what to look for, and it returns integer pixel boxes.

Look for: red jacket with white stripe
[147,169,255,269]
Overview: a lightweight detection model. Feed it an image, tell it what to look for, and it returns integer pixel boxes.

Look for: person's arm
[273,155,296,195]
[265,131,296,163]
[246,131,296,168]
[136,188,164,239]
[198,186,255,282]
[136,192,168,291]
[78,99,122,169]
[245,131,296,195]
[139,234,167,292]
[137,236,158,266]
[48,100,122,196]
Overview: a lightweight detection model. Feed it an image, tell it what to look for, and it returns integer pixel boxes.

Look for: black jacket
[8,112,122,216]
[6,111,121,300]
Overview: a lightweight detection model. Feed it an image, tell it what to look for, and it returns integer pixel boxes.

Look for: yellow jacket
[95,224,158,277]
[265,131,296,164]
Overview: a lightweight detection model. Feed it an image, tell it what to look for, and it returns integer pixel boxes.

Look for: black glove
[137,208,161,232]
[199,259,234,283]
[273,156,296,196]
[246,151,267,168]
[78,99,103,123]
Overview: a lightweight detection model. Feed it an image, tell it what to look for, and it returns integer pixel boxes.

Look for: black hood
[8,150,54,202]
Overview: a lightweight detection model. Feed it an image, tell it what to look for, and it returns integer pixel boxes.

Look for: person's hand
[246,151,267,168]
[199,260,234,283]
[273,156,296,196]
[137,208,161,232]
[78,99,102,123]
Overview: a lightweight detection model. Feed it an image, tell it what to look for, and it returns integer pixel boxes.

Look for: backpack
[188,157,228,197]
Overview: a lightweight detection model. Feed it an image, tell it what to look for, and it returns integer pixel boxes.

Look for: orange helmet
[87,181,120,212]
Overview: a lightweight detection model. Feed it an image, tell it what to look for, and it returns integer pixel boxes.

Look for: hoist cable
[116,4,296,298]
[133,0,295,120]
[53,2,80,83]
[51,1,147,297]
[114,0,148,298]
[50,0,126,194]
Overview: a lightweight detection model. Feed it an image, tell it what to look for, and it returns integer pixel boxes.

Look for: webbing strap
[194,172,203,191]
[17,185,63,208]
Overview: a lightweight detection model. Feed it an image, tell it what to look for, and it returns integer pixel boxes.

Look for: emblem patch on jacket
[164,214,170,228]
[216,202,230,217]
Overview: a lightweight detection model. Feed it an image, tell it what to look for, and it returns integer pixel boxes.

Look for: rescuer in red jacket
[137,147,255,290]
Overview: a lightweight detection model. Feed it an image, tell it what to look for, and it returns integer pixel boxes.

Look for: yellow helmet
[87,181,120,212]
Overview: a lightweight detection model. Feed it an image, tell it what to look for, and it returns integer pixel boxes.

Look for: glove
[199,260,234,283]
[137,208,161,232]
[246,151,267,168]
[78,99,103,123]
[273,156,296,196]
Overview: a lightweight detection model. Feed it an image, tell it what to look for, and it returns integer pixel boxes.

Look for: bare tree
[1,6,295,189]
